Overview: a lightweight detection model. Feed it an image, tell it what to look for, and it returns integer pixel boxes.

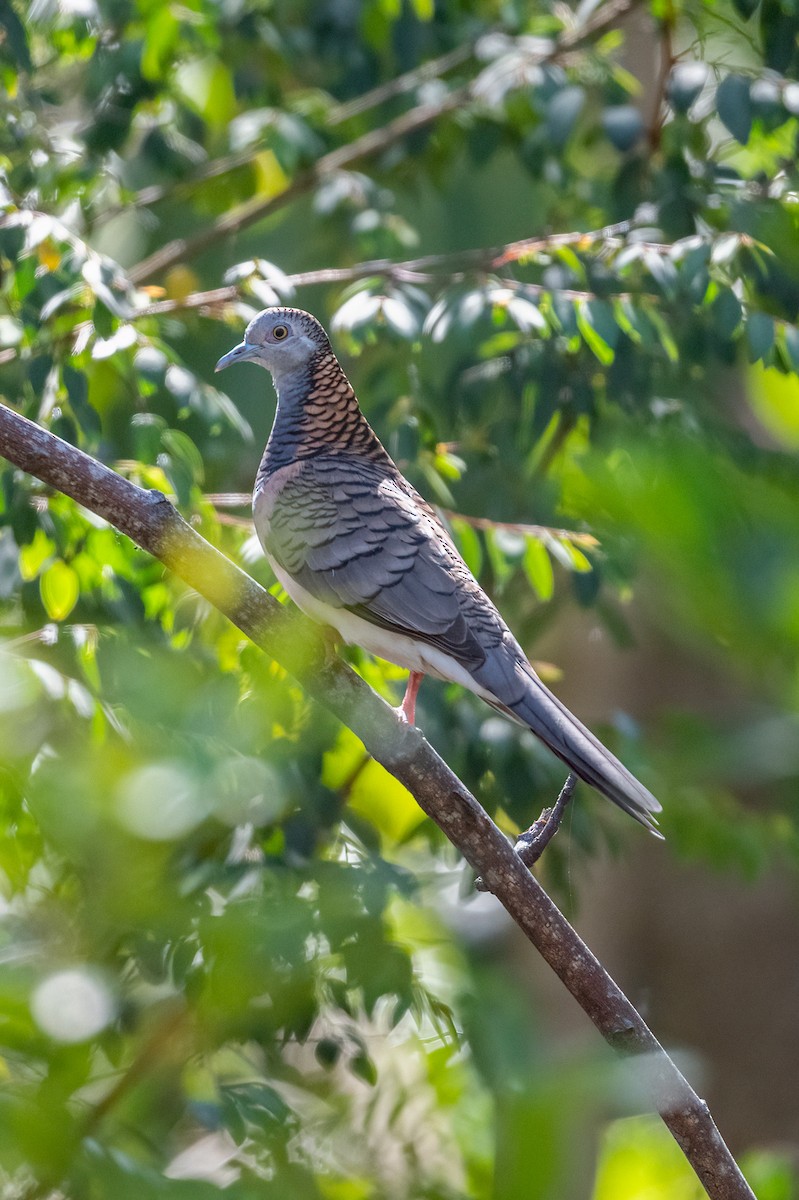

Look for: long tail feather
[502,666,662,835]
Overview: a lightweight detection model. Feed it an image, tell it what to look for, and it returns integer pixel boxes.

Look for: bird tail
[501,665,662,836]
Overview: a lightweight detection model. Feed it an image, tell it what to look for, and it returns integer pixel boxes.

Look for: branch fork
[475,772,576,892]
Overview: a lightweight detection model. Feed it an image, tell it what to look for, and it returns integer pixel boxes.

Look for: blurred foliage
[0,0,796,1195]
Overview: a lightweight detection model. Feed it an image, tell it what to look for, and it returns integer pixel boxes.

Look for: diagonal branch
[102,39,481,222]
[127,0,637,285]
[127,88,468,284]
[0,400,754,1200]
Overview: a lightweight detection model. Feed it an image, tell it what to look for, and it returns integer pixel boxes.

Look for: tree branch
[0,401,754,1200]
[132,217,650,318]
[127,0,638,285]
[127,87,469,285]
[98,39,481,223]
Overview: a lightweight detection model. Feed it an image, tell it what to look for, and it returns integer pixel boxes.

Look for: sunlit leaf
[576,300,617,364]
[19,529,54,581]
[177,57,237,128]
[450,517,483,577]
[749,361,799,447]
[523,536,554,601]
[40,559,79,621]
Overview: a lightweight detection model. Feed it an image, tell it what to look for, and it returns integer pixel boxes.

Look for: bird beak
[214,341,254,372]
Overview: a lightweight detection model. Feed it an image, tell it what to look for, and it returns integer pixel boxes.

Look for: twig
[99,40,481,222]
[440,508,599,548]
[127,87,469,284]
[475,772,577,890]
[326,40,479,124]
[649,17,676,149]
[0,400,756,1200]
[127,0,638,284]
[515,771,577,865]
[133,218,647,318]
[81,1003,188,1139]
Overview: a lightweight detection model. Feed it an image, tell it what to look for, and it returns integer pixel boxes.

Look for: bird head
[215,307,331,383]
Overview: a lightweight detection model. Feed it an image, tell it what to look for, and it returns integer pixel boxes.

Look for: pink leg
[397,671,424,725]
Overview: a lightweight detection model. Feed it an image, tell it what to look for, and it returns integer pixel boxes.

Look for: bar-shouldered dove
[216,307,662,835]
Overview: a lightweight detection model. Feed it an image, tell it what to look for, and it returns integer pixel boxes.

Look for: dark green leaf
[350,1051,378,1087]
[716,75,752,144]
[667,63,708,113]
[602,106,645,152]
[745,311,775,362]
[546,86,585,147]
[0,0,31,71]
[712,288,743,340]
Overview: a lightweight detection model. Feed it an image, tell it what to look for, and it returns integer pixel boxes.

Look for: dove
[216,306,661,834]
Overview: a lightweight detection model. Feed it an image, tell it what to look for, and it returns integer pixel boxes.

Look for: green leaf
[450,517,483,577]
[523,537,554,601]
[160,429,205,484]
[601,106,645,152]
[560,539,593,573]
[576,300,618,365]
[595,1116,702,1200]
[647,310,679,362]
[177,57,237,128]
[350,1050,378,1087]
[712,288,743,340]
[315,1038,342,1069]
[0,0,31,71]
[19,529,54,581]
[749,362,799,448]
[716,75,752,144]
[484,527,516,591]
[40,559,79,621]
[781,323,799,371]
[667,63,708,113]
[348,759,426,844]
[141,8,180,82]
[745,311,775,363]
[546,86,586,147]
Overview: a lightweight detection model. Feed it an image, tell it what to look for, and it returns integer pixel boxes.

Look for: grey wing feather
[264,458,661,833]
[266,462,498,667]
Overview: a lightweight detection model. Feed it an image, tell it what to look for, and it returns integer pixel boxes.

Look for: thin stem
[515,772,577,866]
[649,17,676,149]
[132,219,649,318]
[326,39,479,124]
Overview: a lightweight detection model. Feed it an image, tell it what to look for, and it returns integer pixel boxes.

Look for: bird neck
[259,349,392,475]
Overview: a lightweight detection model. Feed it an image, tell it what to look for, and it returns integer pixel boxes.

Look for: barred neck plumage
[259,348,392,477]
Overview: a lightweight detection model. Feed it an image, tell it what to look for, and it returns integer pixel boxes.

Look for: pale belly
[267,553,496,704]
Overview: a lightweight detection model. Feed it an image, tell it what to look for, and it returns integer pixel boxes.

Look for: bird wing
[260,456,662,833]
[260,457,508,673]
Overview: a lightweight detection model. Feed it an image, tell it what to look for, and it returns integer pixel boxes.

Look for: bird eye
[272,324,289,341]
